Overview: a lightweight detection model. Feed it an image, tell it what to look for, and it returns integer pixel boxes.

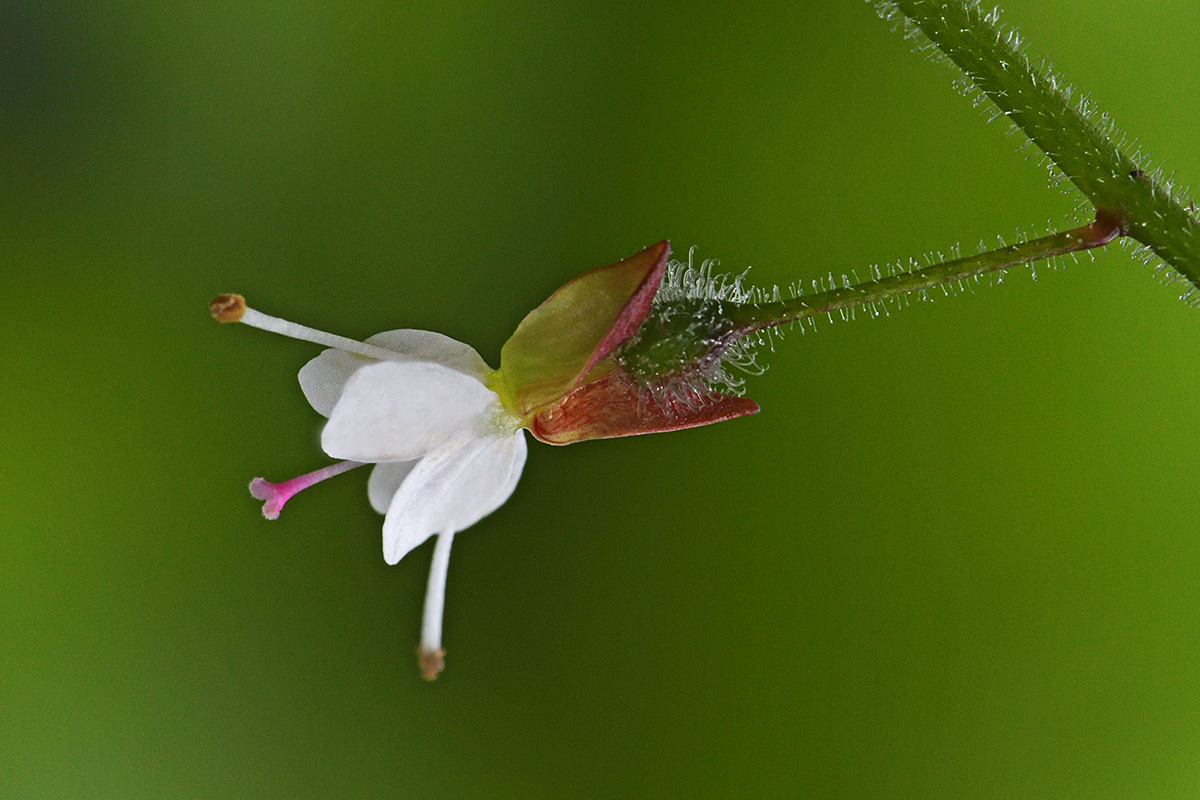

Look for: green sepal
[495,241,670,418]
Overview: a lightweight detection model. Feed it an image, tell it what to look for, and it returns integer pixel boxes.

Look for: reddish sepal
[530,372,760,445]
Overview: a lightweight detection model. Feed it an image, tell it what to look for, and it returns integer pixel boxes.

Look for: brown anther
[417,646,446,681]
[209,294,247,323]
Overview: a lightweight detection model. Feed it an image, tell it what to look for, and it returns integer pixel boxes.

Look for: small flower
[212,297,525,679]
[211,241,759,680]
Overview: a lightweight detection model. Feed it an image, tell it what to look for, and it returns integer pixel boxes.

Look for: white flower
[300,330,527,564]
[220,297,526,679]
[206,240,743,680]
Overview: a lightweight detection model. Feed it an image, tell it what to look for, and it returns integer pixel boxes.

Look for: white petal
[321,360,498,462]
[297,330,491,417]
[367,460,418,514]
[366,330,491,380]
[382,431,527,565]
[298,348,367,417]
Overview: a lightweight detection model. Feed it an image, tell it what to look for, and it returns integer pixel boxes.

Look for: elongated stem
[730,214,1123,331]
[879,0,1200,294]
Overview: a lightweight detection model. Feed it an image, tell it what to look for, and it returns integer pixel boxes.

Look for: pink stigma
[249,460,366,520]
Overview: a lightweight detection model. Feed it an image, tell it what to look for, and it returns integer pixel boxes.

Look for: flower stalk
[728,212,1125,332]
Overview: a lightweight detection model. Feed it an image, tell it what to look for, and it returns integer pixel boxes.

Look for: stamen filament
[239,307,405,361]
[417,530,455,680]
[249,460,366,520]
[209,294,403,361]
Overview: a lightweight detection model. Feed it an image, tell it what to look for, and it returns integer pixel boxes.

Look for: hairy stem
[879,0,1200,293]
[730,214,1122,330]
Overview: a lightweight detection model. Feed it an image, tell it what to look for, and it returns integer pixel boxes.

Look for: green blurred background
[5,1,1200,796]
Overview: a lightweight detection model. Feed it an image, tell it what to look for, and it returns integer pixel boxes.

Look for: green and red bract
[490,241,760,445]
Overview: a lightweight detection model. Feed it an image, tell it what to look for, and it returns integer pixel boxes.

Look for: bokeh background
[5,1,1200,796]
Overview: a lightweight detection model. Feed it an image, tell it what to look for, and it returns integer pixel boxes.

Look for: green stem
[730,214,1122,330]
[881,0,1200,292]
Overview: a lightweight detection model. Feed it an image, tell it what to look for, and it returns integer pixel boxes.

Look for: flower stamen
[249,460,366,520]
[417,530,455,680]
[210,294,247,322]
[209,294,405,361]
